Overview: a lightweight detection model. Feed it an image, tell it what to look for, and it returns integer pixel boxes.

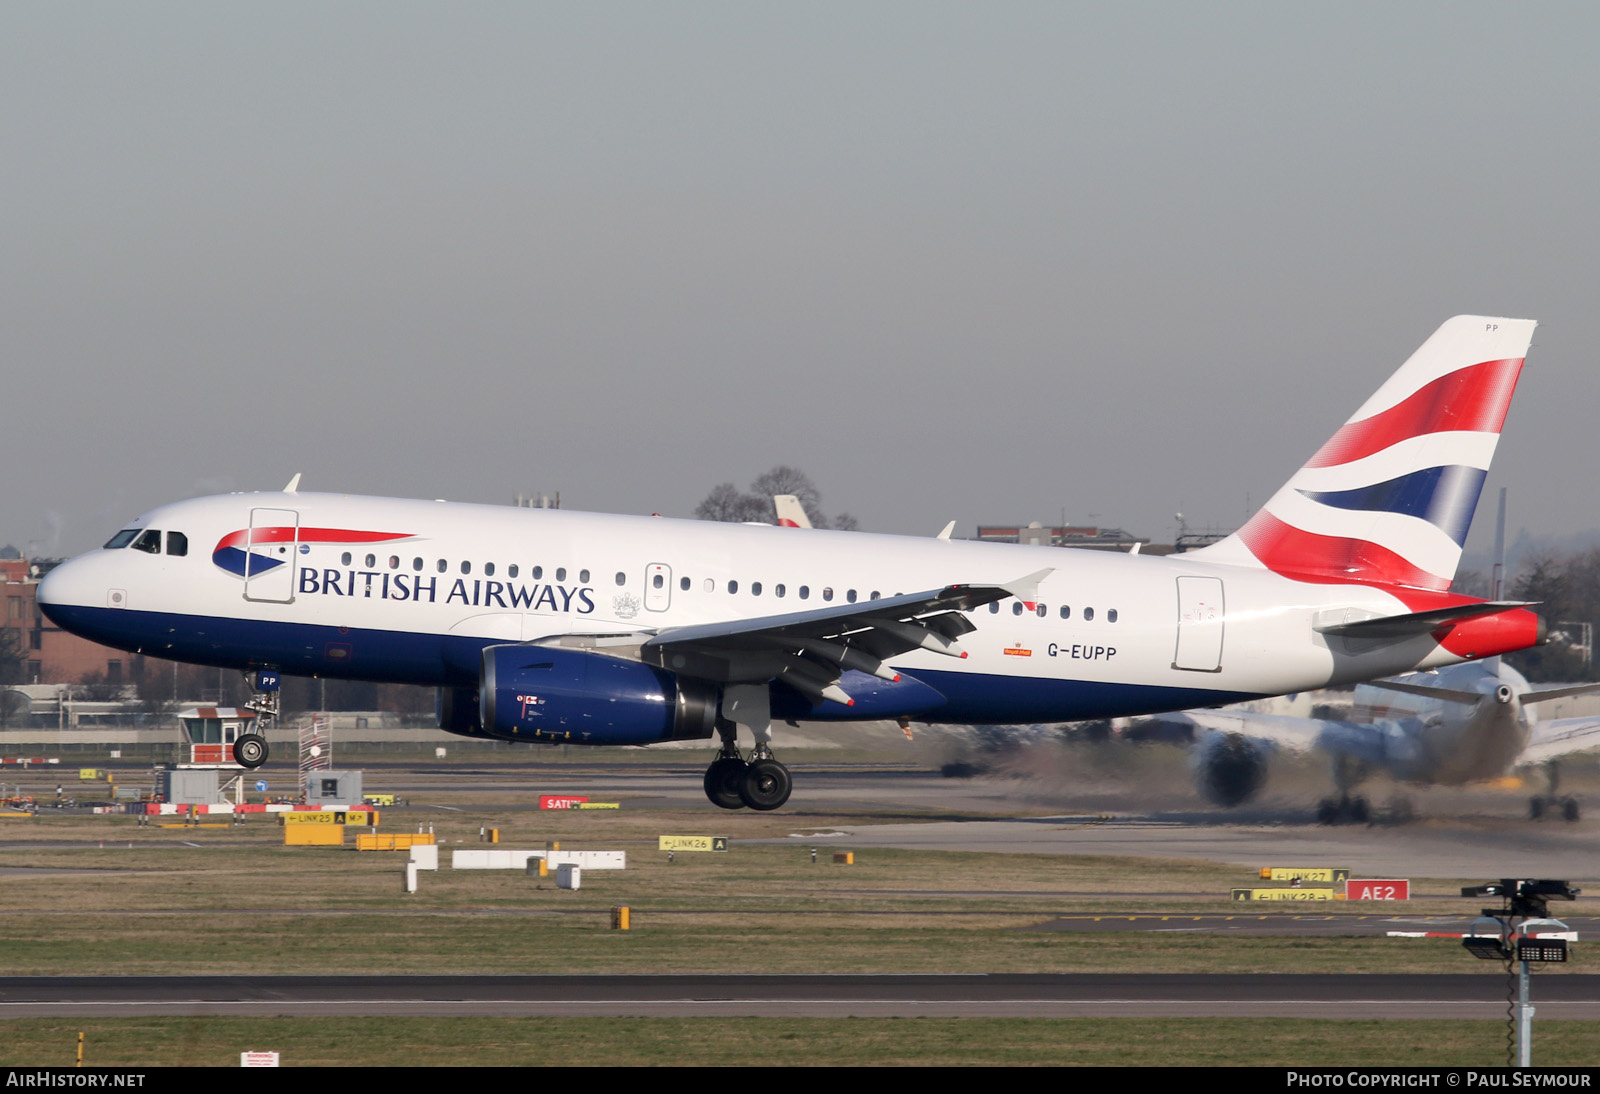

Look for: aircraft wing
[638,569,1053,705]
[1156,709,1331,753]
[1522,717,1600,763]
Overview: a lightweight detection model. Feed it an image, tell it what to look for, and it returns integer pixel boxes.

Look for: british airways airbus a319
[39,316,1546,811]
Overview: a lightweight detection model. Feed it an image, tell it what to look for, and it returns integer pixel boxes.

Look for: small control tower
[176,707,267,769]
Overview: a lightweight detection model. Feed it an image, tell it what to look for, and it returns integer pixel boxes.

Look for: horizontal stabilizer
[1522,682,1600,706]
[1314,601,1534,640]
[1364,679,1488,705]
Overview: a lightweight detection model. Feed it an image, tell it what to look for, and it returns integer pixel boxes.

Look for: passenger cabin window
[579,569,590,584]
[413,558,423,571]
[341,552,353,566]
[1060,606,1071,619]
[846,589,857,603]
[508,565,519,579]
[616,572,627,586]
[653,574,664,589]
[989,602,999,614]
[1036,604,1047,618]
[132,530,162,554]
[799,586,810,600]
[1108,609,1119,623]
[437,559,448,573]
[104,529,141,550]
[680,576,690,591]
[484,562,495,577]
[1012,602,1023,616]
[532,566,543,579]
[752,582,762,596]
[556,568,567,582]
[389,556,399,570]
[775,584,786,598]
[1083,607,1095,621]
[728,580,739,594]
[822,587,833,602]
[460,561,471,575]
[166,532,188,557]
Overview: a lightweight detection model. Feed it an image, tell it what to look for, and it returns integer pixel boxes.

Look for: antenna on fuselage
[283,473,302,494]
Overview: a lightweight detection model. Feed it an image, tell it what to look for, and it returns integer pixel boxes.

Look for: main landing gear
[1316,794,1370,825]
[1529,760,1581,822]
[703,720,792,811]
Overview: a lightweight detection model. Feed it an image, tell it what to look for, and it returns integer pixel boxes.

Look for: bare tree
[694,482,769,523]
[695,467,860,530]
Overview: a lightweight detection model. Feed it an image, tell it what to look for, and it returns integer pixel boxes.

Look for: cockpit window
[104,529,141,550]
[166,532,188,557]
[131,529,162,554]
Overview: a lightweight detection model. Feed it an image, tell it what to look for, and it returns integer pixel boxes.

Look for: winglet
[1001,568,1055,611]
[935,521,956,541]
[283,473,302,495]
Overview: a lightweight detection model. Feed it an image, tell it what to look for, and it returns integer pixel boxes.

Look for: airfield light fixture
[1459,879,1579,1067]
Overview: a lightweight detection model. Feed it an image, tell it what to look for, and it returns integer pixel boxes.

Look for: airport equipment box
[158,769,222,805]
[305,770,362,804]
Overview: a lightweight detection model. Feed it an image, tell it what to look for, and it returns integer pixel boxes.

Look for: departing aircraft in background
[1174,660,1600,822]
[38,316,1546,811]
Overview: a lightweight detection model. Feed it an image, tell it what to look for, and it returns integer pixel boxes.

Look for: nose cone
[35,560,74,624]
[35,555,110,634]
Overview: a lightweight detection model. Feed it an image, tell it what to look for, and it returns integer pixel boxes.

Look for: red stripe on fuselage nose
[213,527,412,551]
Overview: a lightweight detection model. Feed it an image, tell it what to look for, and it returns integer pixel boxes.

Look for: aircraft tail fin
[773,495,812,529]
[1192,316,1536,590]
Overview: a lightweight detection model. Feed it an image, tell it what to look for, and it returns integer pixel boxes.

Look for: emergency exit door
[1173,576,1224,672]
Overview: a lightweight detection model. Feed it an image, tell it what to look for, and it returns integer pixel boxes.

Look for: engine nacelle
[1192,731,1270,807]
[480,645,719,745]
[436,686,493,739]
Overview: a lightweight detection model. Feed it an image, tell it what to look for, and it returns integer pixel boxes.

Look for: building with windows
[1,558,138,685]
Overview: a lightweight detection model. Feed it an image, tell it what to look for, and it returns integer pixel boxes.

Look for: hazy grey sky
[4,3,1598,556]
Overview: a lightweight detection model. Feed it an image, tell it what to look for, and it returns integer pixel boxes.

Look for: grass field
[3,1017,1593,1068]
[0,746,1596,1065]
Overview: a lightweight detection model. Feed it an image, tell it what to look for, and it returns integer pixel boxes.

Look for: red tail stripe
[1306,358,1523,469]
[1237,512,1450,591]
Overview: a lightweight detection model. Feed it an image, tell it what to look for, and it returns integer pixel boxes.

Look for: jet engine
[479,645,719,745]
[1191,731,1270,807]
[436,686,493,739]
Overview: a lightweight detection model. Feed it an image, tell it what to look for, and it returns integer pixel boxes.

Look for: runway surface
[3,974,1597,1019]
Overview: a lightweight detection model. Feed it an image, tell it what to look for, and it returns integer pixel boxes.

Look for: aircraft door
[243,508,299,604]
[1173,576,1224,672]
[644,564,672,612]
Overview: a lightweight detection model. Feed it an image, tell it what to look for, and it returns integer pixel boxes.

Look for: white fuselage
[37,491,1522,728]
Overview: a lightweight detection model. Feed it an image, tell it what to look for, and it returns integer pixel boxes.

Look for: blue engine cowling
[436,687,494,738]
[480,645,719,745]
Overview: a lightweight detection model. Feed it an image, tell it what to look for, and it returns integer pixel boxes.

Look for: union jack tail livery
[1196,316,1535,592]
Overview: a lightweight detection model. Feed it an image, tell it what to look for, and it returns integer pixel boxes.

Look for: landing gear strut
[704,721,748,810]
